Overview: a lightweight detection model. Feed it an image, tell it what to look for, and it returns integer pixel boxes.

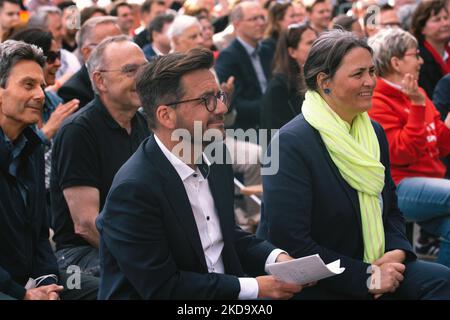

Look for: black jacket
[261,73,303,130]
[97,136,276,299]
[58,64,94,108]
[418,41,446,99]
[215,39,272,130]
[257,115,415,299]
[0,127,58,299]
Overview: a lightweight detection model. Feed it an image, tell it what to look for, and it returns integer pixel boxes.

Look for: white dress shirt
[154,135,283,299]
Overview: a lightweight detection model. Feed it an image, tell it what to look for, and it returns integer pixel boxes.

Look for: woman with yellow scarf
[257,30,450,299]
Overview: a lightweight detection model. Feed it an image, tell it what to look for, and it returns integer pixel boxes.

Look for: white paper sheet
[265,254,345,285]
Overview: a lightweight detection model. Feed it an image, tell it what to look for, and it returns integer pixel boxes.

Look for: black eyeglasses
[166,91,229,112]
[46,50,61,64]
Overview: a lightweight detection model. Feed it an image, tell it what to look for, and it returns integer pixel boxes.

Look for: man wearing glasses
[96,48,305,300]
[50,36,150,277]
[216,1,272,131]
[58,16,122,108]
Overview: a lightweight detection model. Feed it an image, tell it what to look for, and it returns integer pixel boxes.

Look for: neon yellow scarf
[302,90,385,263]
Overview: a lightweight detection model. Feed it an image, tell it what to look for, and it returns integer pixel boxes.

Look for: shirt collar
[381,78,402,91]
[0,126,40,173]
[154,134,210,181]
[237,37,260,56]
[151,44,164,56]
[94,95,139,131]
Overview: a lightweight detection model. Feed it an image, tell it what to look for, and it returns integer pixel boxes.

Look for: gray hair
[28,6,62,30]
[0,40,45,88]
[397,3,418,31]
[304,29,372,91]
[77,16,119,49]
[230,0,258,23]
[368,27,417,77]
[86,35,131,94]
[167,15,201,41]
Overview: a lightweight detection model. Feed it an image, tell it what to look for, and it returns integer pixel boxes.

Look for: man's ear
[92,71,106,93]
[155,105,177,130]
[81,46,92,62]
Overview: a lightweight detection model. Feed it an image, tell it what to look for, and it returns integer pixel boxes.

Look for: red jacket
[369,78,450,184]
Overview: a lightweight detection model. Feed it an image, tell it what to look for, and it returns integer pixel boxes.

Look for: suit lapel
[147,137,208,271]
[259,46,272,80]
[234,40,263,94]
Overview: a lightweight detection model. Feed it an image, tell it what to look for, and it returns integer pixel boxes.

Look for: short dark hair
[110,1,132,16]
[10,27,53,56]
[305,0,327,13]
[80,6,107,26]
[0,40,45,88]
[57,1,76,11]
[304,29,372,91]
[136,48,214,129]
[141,0,165,14]
[147,13,174,43]
[333,14,357,31]
[0,0,22,10]
[411,0,448,41]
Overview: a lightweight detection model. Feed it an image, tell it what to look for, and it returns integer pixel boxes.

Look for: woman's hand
[372,249,406,266]
[401,73,425,106]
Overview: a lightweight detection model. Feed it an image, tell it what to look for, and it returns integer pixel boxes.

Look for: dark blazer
[418,41,446,100]
[142,43,157,61]
[0,127,58,299]
[58,64,94,108]
[261,73,303,130]
[96,136,276,299]
[134,29,149,48]
[215,39,272,130]
[257,115,415,299]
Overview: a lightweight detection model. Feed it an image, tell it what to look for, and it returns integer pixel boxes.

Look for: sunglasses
[46,50,61,64]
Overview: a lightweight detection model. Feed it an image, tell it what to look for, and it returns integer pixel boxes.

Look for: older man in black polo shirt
[50,35,150,276]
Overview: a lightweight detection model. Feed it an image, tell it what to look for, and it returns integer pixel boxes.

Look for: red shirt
[369,78,450,184]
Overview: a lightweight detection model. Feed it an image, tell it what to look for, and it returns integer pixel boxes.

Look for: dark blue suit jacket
[257,115,415,299]
[96,135,276,299]
[215,39,272,130]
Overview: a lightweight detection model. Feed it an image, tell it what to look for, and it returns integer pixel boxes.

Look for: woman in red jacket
[368,27,450,267]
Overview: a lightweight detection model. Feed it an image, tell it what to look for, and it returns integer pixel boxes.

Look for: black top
[97,136,276,299]
[50,96,150,250]
[0,127,58,299]
[58,64,94,108]
[133,29,149,49]
[418,41,446,99]
[215,39,273,130]
[260,73,303,130]
[257,116,415,298]
[62,39,77,52]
